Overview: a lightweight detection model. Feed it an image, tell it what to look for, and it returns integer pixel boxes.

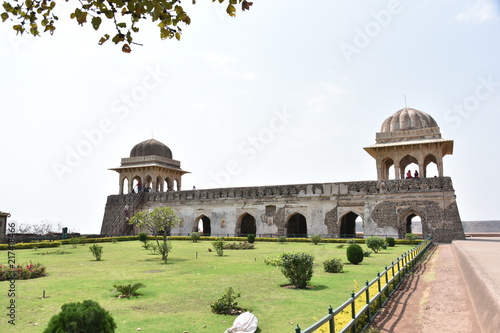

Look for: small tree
[129,207,180,263]
[113,283,146,298]
[89,244,103,261]
[212,239,225,256]
[44,300,116,333]
[346,244,364,265]
[310,234,322,245]
[210,287,241,315]
[385,237,396,247]
[366,237,385,253]
[247,234,256,244]
[278,236,287,244]
[279,252,314,289]
[190,232,201,243]
[323,258,344,273]
[405,233,418,244]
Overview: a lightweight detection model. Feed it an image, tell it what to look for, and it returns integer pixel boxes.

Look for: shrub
[247,234,256,244]
[363,249,372,257]
[43,300,116,333]
[279,251,314,288]
[113,283,146,298]
[323,258,344,273]
[366,237,385,253]
[310,234,322,245]
[264,253,284,266]
[210,287,241,315]
[346,244,364,265]
[0,261,47,281]
[223,242,255,250]
[405,233,418,244]
[157,240,173,262]
[138,232,148,242]
[89,244,103,261]
[212,238,225,256]
[278,236,287,244]
[190,232,201,243]
[336,244,345,249]
[385,237,396,247]
[69,237,80,248]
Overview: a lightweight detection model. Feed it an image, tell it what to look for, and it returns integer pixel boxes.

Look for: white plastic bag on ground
[224,312,258,333]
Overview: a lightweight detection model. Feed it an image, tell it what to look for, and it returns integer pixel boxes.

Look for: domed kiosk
[364,108,454,180]
[110,139,189,195]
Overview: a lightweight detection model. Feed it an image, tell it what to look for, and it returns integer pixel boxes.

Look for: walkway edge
[452,241,500,333]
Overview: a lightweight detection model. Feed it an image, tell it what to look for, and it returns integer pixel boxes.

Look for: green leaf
[226,4,236,17]
[91,16,101,30]
[117,22,126,28]
[1,12,8,22]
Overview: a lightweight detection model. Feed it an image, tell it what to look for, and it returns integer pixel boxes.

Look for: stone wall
[101,177,465,242]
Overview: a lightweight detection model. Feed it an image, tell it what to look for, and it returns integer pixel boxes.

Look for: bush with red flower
[0,261,47,281]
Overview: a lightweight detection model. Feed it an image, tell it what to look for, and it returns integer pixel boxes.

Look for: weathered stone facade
[101,177,465,243]
[100,108,466,243]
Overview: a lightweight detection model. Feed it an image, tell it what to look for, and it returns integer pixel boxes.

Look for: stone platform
[452,237,500,333]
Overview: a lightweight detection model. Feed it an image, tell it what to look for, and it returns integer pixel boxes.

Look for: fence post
[329,306,334,333]
[384,267,389,298]
[351,292,356,333]
[377,272,382,306]
[365,280,371,323]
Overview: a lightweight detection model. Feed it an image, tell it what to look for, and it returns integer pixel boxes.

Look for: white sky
[1,0,499,234]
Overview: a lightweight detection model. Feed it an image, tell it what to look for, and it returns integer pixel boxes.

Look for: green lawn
[1,240,414,332]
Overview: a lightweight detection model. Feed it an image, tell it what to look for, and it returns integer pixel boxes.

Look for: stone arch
[236,213,256,236]
[155,176,163,192]
[144,175,153,192]
[120,176,129,194]
[423,154,438,178]
[132,175,142,193]
[194,215,211,236]
[399,209,426,238]
[339,211,359,238]
[400,154,419,179]
[382,157,395,180]
[164,177,173,192]
[286,213,307,237]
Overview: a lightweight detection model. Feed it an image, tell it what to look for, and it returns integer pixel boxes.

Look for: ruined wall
[101,177,465,243]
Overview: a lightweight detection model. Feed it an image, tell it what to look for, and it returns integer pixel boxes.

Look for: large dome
[130,139,173,159]
[381,108,438,132]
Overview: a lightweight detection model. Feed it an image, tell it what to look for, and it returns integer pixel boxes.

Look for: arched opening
[195,216,211,236]
[355,215,364,235]
[340,212,359,238]
[155,176,163,192]
[424,154,439,178]
[382,158,395,180]
[144,175,153,192]
[400,154,419,179]
[286,213,307,237]
[405,214,422,235]
[132,176,142,193]
[238,213,256,236]
[164,177,173,192]
[174,178,181,191]
[122,177,129,195]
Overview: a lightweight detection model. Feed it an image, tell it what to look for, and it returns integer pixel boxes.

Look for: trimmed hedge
[0,241,62,250]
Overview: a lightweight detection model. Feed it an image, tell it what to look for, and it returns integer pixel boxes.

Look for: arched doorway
[400,154,419,179]
[196,215,211,236]
[238,213,256,236]
[382,157,395,180]
[121,177,129,194]
[132,176,142,193]
[340,212,359,238]
[405,214,422,235]
[286,213,307,237]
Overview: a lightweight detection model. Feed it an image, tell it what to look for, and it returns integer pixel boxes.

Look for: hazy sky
[1,0,499,234]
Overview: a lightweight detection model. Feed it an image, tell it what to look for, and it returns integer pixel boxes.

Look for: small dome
[130,139,172,159]
[381,108,438,132]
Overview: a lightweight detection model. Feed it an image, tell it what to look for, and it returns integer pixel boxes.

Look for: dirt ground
[370,244,480,333]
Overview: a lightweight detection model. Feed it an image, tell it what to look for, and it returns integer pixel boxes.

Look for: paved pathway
[371,243,480,332]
